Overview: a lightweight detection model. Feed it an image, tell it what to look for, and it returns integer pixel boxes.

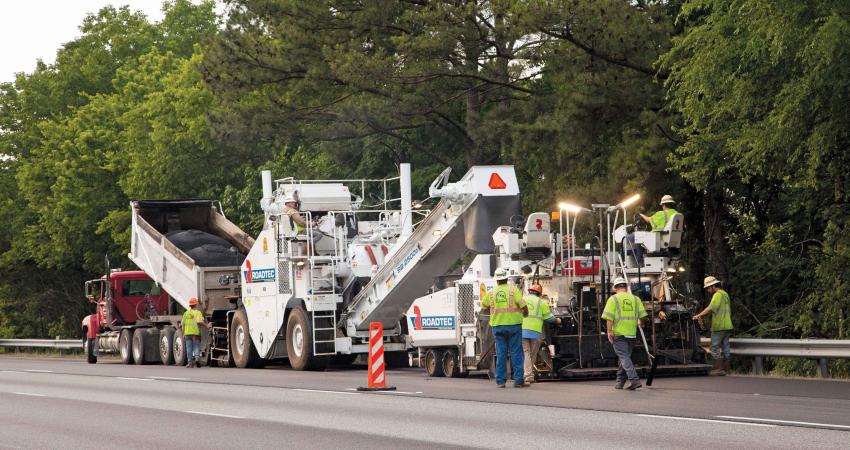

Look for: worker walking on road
[693,276,733,376]
[602,277,648,390]
[639,195,680,231]
[481,268,528,388]
[180,297,209,368]
[521,284,560,384]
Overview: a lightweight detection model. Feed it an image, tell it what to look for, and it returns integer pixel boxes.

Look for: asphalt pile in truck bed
[166,230,247,267]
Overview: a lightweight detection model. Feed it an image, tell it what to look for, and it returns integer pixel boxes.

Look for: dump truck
[83,200,254,366]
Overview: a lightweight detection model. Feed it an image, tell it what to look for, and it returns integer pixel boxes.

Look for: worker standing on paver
[179,297,209,368]
[693,276,733,376]
[521,284,560,385]
[602,277,648,390]
[639,195,680,231]
[481,268,528,388]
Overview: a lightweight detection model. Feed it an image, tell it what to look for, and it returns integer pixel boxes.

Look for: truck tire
[286,307,328,371]
[132,329,148,365]
[424,349,445,377]
[442,349,462,378]
[85,338,97,364]
[173,329,187,366]
[230,309,265,369]
[385,351,410,369]
[160,327,175,365]
[119,328,134,365]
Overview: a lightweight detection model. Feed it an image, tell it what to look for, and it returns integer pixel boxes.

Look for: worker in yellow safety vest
[639,195,680,231]
[282,192,320,255]
[602,277,648,390]
[481,268,528,388]
[179,297,209,368]
[521,284,561,384]
[693,276,733,376]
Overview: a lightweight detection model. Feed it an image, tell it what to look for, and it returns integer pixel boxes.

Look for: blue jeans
[493,325,524,386]
[185,335,200,362]
[711,330,731,360]
[612,336,639,384]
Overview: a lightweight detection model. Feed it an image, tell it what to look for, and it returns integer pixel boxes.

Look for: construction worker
[521,284,561,384]
[639,195,680,231]
[481,268,529,388]
[602,277,648,390]
[179,297,209,368]
[282,192,321,255]
[693,276,733,376]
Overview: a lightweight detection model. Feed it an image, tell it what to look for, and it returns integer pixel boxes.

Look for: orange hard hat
[528,284,543,295]
[188,297,199,306]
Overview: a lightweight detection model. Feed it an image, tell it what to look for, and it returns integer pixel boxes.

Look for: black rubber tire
[442,348,461,378]
[230,309,265,369]
[424,349,446,377]
[85,338,97,364]
[384,351,410,369]
[173,329,187,366]
[286,307,328,371]
[132,329,147,365]
[119,328,134,365]
[159,327,175,365]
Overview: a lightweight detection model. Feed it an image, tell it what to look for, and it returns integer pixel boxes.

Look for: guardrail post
[818,358,830,379]
[753,356,764,375]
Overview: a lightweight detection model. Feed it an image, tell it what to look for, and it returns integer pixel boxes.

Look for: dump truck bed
[128,200,254,315]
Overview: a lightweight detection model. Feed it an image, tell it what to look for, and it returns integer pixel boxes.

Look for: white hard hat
[282,192,297,203]
[494,268,509,281]
[612,277,628,287]
[703,276,721,289]
[660,195,676,205]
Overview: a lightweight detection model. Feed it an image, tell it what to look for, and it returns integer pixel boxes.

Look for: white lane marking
[0,370,23,374]
[117,377,154,381]
[292,388,359,395]
[149,376,189,381]
[12,392,47,397]
[184,411,244,419]
[637,414,775,427]
[376,390,423,395]
[24,369,53,373]
[717,416,850,430]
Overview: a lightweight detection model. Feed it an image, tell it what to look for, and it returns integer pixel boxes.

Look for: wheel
[385,351,410,369]
[173,329,187,366]
[132,329,148,365]
[286,307,328,371]
[119,328,134,365]
[159,327,175,365]
[442,348,462,378]
[85,338,97,364]
[424,349,445,377]
[230,309,265,369]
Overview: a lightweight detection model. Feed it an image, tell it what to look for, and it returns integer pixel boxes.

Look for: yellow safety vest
[481,284,526,327]
[709,289,733,331]
[182,309,203,336]
[522,294,554,333]
[601,292,647,337]
[650,208,679,231]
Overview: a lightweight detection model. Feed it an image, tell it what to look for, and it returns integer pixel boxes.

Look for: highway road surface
[0,357,848,449]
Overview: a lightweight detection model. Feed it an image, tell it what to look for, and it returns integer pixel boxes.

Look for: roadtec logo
[243,260,275,283]
[410,305,455,330]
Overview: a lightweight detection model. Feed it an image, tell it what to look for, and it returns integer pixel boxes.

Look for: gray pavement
[0,357,848,449]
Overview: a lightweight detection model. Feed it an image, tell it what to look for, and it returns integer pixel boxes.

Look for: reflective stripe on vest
[614,293,639,322]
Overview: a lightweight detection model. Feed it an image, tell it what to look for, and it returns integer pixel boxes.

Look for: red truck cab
[81,271,169,340]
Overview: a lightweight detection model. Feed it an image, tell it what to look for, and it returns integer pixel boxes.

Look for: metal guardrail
[0,338,83,350]
[700,337,850,378]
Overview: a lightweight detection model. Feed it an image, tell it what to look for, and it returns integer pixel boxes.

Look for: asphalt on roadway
[0,356,848,449]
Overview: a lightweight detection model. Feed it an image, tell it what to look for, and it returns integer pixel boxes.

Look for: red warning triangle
[488,173,507,189]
